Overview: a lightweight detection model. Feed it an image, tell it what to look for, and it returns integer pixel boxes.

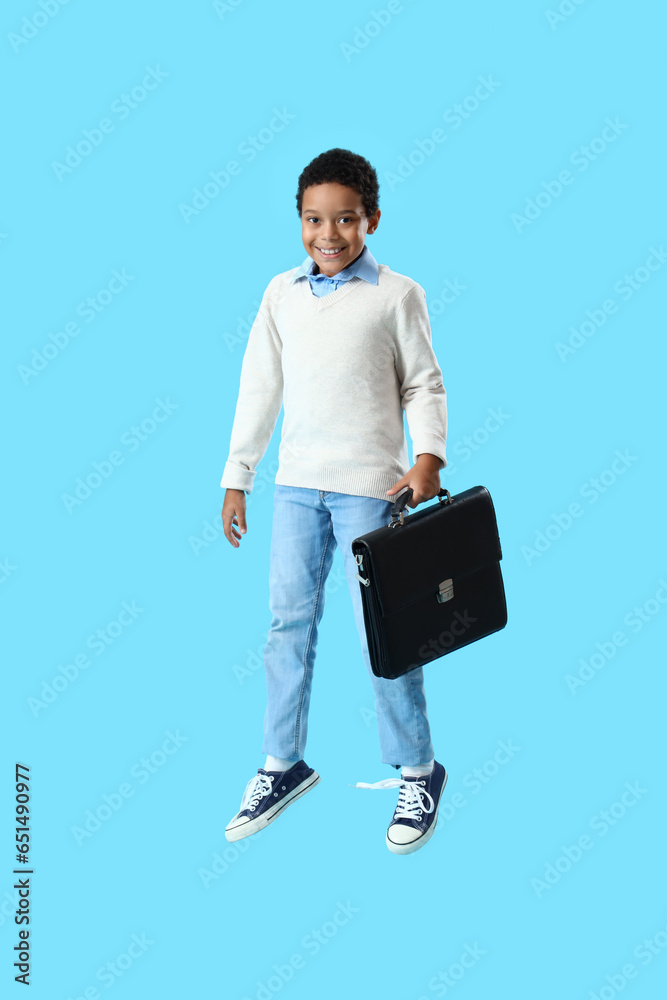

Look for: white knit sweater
[219,261,448,501]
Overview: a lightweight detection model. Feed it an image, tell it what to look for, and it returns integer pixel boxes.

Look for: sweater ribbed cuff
[220,461,255,493]
[413,439,447,469]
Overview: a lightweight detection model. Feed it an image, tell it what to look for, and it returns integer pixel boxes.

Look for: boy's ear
[367,209,381,234]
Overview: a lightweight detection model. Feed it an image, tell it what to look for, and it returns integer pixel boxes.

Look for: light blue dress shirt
[289,244,379,297]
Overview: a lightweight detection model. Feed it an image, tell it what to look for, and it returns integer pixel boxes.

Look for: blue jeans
[261,485,434,767]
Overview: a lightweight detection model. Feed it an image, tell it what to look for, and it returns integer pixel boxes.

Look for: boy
[220,148,448,855]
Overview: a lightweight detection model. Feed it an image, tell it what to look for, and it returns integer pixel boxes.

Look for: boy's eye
[305,216,353,224]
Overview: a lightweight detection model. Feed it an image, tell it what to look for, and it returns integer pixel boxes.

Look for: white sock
[401,759,434,778]
[265,755,295,772]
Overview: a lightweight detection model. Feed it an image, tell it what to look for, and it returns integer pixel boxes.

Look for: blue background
[3,1,666,997]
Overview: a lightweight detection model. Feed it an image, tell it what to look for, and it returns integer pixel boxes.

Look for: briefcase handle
[389,487,452,527]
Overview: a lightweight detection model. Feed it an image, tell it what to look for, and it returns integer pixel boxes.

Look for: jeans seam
[292,517,333,757]
[408,671,420,764]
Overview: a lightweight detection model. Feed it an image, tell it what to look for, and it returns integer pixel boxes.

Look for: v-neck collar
[299,274,365,310]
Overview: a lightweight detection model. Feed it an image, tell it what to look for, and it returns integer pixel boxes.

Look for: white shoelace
[353,777,435,821]
[239,772,274,812]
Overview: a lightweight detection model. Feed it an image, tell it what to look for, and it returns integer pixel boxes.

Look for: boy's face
[300,182,380,277]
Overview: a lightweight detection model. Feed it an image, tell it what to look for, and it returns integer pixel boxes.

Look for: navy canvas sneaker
[354,760,448,855]
[225,760,320,842]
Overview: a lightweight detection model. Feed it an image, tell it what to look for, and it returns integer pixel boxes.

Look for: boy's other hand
[222,488,248,547]
[385,453,442,508]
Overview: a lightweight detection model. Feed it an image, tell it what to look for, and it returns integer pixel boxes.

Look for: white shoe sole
[386,769,448,856]
[225,771,320,842]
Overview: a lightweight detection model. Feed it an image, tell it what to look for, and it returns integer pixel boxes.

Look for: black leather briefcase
[351,486,507,680]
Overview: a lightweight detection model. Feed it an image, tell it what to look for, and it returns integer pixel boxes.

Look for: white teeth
[319,247,343,254]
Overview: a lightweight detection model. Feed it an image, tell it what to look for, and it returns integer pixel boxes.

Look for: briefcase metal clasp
[354,553,370,587]
[388,487,452,528]
[436,578,454,603]
[388,510,405,528]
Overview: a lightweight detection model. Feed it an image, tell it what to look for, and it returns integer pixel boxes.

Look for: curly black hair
[295,148,379,218]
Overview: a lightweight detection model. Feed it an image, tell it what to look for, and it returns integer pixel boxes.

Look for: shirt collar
[290,244,379,285]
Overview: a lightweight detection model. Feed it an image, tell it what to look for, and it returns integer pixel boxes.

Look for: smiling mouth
[316,246,345,256]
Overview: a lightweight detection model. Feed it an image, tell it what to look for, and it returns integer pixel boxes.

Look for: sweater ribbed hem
[274,463,408,502]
